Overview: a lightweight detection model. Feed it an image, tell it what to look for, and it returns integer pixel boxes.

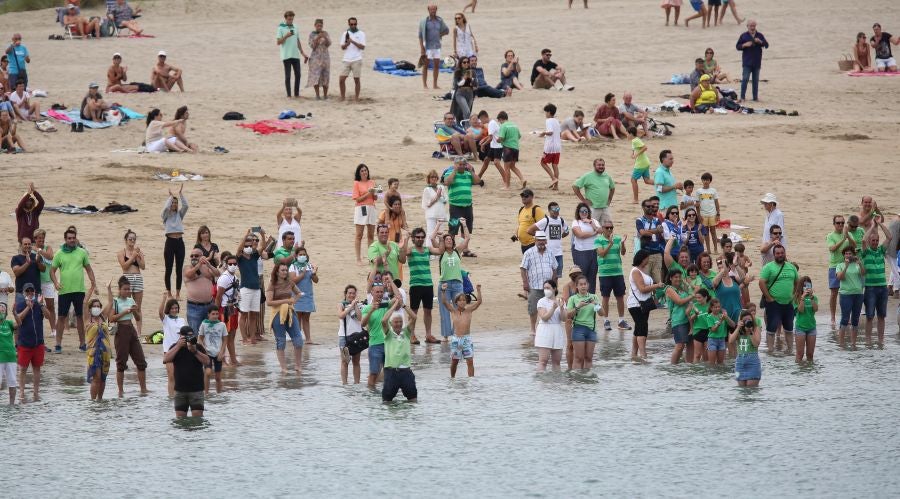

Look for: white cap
[67,3,76,8]
[158,50,167,57]
[113,52,121,58]
[760,193,777,204]
[534,230,548,241]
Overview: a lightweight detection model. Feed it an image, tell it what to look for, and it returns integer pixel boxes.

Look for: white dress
[534,297,566,349]
[454,25,476,58]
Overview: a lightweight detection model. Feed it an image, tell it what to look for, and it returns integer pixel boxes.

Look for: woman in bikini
[117,229,146,334]
[170,106,198,152]
[852,32,874,72]
[0,109,25,152]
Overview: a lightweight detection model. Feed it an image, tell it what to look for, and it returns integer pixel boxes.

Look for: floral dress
[307,30,331,87]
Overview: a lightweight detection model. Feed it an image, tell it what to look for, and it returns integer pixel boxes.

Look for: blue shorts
[368,343,385,375]
[864,286,888,318]
[571,324,597,342]
[599,275,626,297]
[690,0,703,12]
[449,334,474,360]
[795,328,817,336]
[828,267,841,289]
[707,337,727,351]
[672,323,690,344]
[631,168,650,181]
[735,353,761,381]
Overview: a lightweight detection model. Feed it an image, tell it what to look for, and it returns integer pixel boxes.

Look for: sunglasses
[834,221,844,225]
[603,226,613,230]
[771,232,782,236]
[579,209,590,214]
[687,214,697,217]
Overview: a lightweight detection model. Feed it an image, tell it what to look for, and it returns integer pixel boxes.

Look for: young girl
[85,296,111,401]
[338,285,363,385]
[440,282,483,378]
[535,280,566,372]
[729,311,761,387]
[109,276,147,398]
[198,306,227,394]
[566,275,603,368]
[665,269,695,364]
[290,247,319,344]
[688,288,711,362]
[793,276,818,363]
[699,299,734,366]
[158,293,186,397]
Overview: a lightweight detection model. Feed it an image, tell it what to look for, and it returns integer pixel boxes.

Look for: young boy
[695,172,721,253]
[538,103,562,190]
[383,178,400,210]
[734,242,754,306]
[379,298,417,403]
[163,326,210,417]
[630,133,652,203]
[479,110,507,185]
[0,303,17,405]
[440,282,483,378]
[680,179,700,217]
[199,305,227,394]
[497,111,527,189]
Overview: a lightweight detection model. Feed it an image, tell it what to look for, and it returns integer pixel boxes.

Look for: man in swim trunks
[870,23,899,72]
[440,282,482,378]
[151,50,184,92]
[107,53,139,93]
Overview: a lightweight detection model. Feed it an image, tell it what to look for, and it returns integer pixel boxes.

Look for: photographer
[163,326,210,417]
[728,311,761,387]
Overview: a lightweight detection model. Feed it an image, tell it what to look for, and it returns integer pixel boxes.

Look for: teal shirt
[653,164,678,210]
[277,23,301,60]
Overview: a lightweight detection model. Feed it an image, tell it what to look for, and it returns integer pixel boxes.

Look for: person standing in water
[84,296,111,401]
[729,310,761,387]
[109,276,148,397]
[441,282,483,378]
[117,230,146,334]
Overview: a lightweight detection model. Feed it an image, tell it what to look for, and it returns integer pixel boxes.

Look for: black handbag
[632,288,657,314]
[342,306,369,356]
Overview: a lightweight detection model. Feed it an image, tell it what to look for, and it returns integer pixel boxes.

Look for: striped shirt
[520,247,558,290]
[447,171,473,207]
[407,247,433,287]
[861,245,887,287]
[595,235,623,277]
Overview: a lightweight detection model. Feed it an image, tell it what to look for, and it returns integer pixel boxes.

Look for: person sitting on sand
[170,106,198,152]
[498,50,524,92]
[80,83,111,122]
[689,57,705,90]
[151,51,184,92]
[144,108,190,153]
[703,48,730,82]
[690,74,721,113]
[560,110,587,142]
[620,92,649,137]
[107,0,143,36]
[0,108,26,153]
[530,48,573,91]
[8,80,40,122]
[437,112,477,157]
[469,55,506,98]
[870,24,898,73]
[107,53,134,92]
[64,4,101,39]
[852,32,874,72]
[593,92,628,139]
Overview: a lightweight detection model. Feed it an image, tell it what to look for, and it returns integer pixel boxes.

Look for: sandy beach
[1,0,898,376]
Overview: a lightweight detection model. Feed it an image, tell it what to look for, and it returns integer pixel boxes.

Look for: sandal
[425,337,442,344]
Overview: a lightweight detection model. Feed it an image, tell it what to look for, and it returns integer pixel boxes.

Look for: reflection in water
[171,416,211,431]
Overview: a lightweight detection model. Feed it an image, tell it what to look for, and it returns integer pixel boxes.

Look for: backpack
[518,205,538,224]
[395,60,416,71]
[540,215,567,240]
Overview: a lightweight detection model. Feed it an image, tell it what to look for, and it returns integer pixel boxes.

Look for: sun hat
[534,230,548,240]
[760,193,777,204]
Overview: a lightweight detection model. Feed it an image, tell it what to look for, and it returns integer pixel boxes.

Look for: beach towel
[847,71,900,77]
[114,106,145,120]
[237,120,314,135]
[125,33,155,38]
[373,57,454,77]
[42,109,113,129]
[45,203,138,215]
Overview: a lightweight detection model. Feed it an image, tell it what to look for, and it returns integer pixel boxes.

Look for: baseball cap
[520,188,534,198]
[23,283,35,292]
[699,74,711,82]
[113,52,122,58]
[88,82,99,89]
[158,50,167,57]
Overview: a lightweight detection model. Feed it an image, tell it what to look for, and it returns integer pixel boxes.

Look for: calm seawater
[2,315,899,498]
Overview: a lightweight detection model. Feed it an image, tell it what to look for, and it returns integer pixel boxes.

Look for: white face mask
[296,256,308,266]
[90,307,102,317]
[243,246,253,255]
[543,289,554,299]
[227,264,238,273]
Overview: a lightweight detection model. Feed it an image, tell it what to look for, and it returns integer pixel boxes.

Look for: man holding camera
[163,325,210,417]
[735,19,769,102]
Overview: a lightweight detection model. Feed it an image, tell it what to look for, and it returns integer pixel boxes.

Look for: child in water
[441,282,483,378]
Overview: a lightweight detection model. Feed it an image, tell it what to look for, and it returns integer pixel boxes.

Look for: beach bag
[104,109,123,126]
[222,111,245,121]
[837,54,855,72]
[100,18,116,37]
[395,60,416,71]
[462,270,474,295]
[108,301,119,336]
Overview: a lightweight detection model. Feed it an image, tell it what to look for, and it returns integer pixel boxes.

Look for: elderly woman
[307,19,331,99]
[703,48,730,82]
[690,74,721,113]
[593,93,629,139]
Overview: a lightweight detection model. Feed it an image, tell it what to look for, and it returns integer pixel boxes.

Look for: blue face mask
[296,256,308,266]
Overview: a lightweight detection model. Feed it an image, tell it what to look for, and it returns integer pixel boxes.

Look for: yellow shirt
[517,205,546,246]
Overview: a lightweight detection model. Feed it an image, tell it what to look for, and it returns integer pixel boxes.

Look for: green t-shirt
[698,270,717,300]
[384,326,412,368]
[367,241,401,279]
[276,24,301,61]
[595,235,623,277]
[0,319,15,363]
[447,170,473,207]
[51,246,90,295]
[362,304,389,346]
[825,231,851,268]
[861,245,886,287]
[498,121,521,150]
[667,285,691,327]
[670,262,687,278]
[691,302,709,333]
[440,250,463,282]
[793,296,818,332]
[567,293,600,329]
[737,333,758,354]
[759,261,799,304]
[835,262,863,295]
[698,312,729,339]
[573,171,615,209]
[632,138,650,170]
[273,246,294,265]
[848,227,865,254]
[407,247,433,287]
[39,246,51,283]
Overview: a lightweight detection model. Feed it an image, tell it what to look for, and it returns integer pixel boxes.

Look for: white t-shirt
[680,193,698,216]
[536,297,563,325]
[278,218,302,247]
[216,272,239,307]
[0,272,11,308]
[8,91,30,112]
[342,30,366,62]
[534,215,569,257]
[161,315,187,353]
[338,302,363,337]
[543,118,562,154]
[422,185,449,220]
[572,219,599,251]
[694,187,719,217]
[488,119,501,149]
